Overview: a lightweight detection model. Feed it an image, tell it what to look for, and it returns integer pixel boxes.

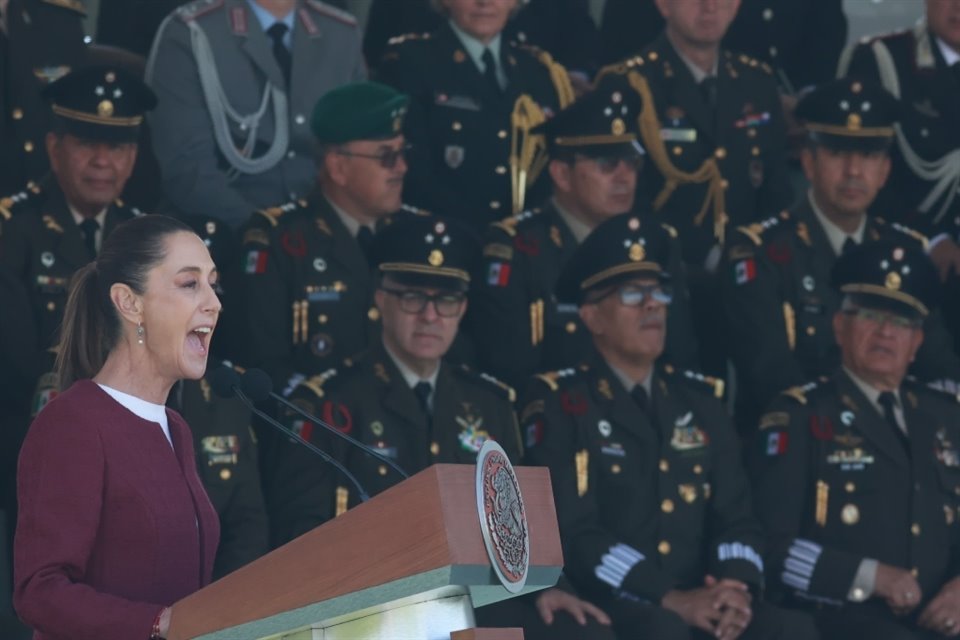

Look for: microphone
[206,364,370,502]
[240,368,409,480]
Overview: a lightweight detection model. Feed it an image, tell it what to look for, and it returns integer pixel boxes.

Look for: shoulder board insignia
[0,197,13,221]
[40,0,86,15]
[176,0,224,22]
[0,187,39,220]
[760,62,773,75]
[735,210,792,246]
[889,221,929,250]
[298,368,338,399]
[399,203,428,216]
[781,381,819,405]
[255,200,299,227]
[387,32,430,46]
[492,208,538,237]
[305,0,357,27]
[759,411,790,430]
[661,223,678,239]
[471,370,516,403]
[42,215,64,234]
[534,368,577,392]
[921,379,960,404]
[679,368,724,399]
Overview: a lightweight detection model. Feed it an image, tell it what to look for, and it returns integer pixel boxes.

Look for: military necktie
[878,391,910,451]
[266,22,292,87]
[356,226,374,262]
[699,76,718,112]
[414,381,433,427]
[842,237,857,255]
[481,47,502,94]
[79,217,100,260]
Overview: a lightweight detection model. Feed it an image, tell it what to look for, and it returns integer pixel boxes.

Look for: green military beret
[310,81,410,143]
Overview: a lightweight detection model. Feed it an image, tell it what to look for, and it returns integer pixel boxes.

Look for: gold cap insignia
[428,249,444,267]
[885,271,902,291]
[97,100,114,118]
[893,247,904,261]
[841,503,860,525]
[611,91,622,104]
[846,113,862,131]
[628,243,645,262]
[611,118,626,136]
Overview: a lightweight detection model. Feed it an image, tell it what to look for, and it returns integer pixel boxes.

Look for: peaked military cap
[41,65,157,142]
[533,84,645,158]
[795,78,900,152]
[555,212,672,304]
[371,211,479,291]
[832,241,939,318]
[311,81,410,144]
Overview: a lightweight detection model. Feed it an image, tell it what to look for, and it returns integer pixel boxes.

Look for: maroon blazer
[14,380,220,640]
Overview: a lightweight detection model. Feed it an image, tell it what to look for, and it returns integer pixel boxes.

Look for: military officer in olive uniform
[0,66,155,408]
[722,78,960,432]
[240,81,411,399]
[375,0,575,228]
[522,213,817,639]
[146,0,366,228]
[750,242,960,639]
[839,1,960,257]
[0,0,87,194]
[595,0,790,377]
[269,211,521,543]
[468,85,700,390]
[169,372,270,580]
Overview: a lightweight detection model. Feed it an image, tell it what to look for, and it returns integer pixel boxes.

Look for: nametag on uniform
[307,289,341,303]
[660,128,697,143]
[434,92,481,111]
[601,444,626,458]
[826,449,874,471]
[555,303,579,315]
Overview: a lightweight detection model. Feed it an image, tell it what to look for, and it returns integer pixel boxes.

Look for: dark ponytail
[56,215,194,389]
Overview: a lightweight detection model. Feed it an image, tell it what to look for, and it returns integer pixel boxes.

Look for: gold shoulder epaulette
[0,187,40,221]
[520,44,575,108]
[595,57,642,82]
[387,32,430,46]
[492,208,538,237]
[661,222,678,239]
[479,371,516,403]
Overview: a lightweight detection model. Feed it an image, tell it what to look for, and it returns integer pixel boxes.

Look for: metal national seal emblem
[476,440,529,593]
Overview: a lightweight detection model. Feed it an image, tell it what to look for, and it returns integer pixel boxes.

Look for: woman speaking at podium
[13,215,221,640]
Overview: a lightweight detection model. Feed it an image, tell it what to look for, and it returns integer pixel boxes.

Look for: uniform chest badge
[40,251,55,268]
[598,419,612,438]
[201,435,240,465]
[670,413,708,451]
[457,411,490,453]
[826,447,874,470]
[935,429,960,468]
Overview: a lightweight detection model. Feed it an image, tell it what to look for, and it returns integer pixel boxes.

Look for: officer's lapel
[46,186,91,270]
[590,358,657,443]
[658,36,716,145]
[796,198,837,286]
[901,386,934,461]
[377,353,426,431]
[715,55,741,145]
[232,0,287,90]
[290,6,323,110]
[835,371,909,468]
[651,375,682,446]
[318,198,370,282]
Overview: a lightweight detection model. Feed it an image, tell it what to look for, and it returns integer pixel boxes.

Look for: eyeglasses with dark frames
[334,143,412,169]
[379,287,466,317]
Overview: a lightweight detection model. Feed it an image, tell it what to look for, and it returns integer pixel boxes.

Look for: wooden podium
[167,465,562,640]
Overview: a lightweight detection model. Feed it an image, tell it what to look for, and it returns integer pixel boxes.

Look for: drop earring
[137,321,145,345]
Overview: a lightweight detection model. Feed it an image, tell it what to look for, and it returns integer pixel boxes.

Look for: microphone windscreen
[240,368,274,402]
[207,364,241,399]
